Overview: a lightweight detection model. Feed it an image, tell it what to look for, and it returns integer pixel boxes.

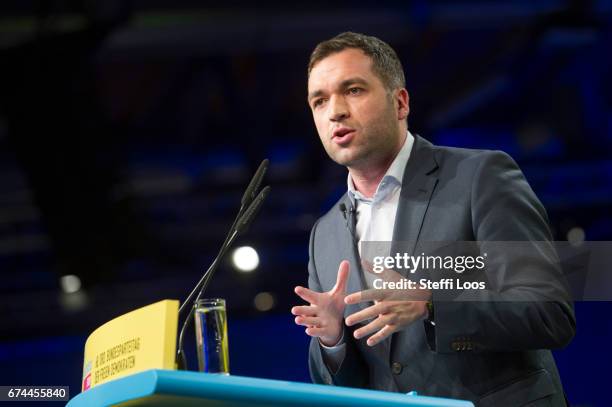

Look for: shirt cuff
[319,330,346,374]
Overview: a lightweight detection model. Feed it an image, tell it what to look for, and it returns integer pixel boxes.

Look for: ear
[395,88,409,121]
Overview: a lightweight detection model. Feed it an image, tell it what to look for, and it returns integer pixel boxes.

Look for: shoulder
[428,140,528,197]
[414,137,520,185]
[430,142,517,171]
[411,134,519,174]
[412,135,535,206]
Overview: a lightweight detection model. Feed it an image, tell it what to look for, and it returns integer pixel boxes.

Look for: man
[292,32,575,406]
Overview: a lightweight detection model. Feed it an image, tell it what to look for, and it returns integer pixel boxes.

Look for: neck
[348,162,390,198]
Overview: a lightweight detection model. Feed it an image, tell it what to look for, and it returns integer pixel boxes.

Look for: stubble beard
[327,105,400,171]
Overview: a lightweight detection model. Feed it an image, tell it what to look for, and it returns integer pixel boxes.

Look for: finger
[294,286,319,304]
[305,326,327,337]
[294,316,321,327]
[291,305,317,316]
[366,324,397,346]
[378,267,403,283]
[353,315,389,340]
[361,258,405,283]
[361,259,375,274]
[345,302,387,326]
[332,260,350,295]
[345,288,385,305]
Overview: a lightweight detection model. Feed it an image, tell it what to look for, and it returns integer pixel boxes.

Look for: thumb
[332,260,350,295]
[362,258,402,282]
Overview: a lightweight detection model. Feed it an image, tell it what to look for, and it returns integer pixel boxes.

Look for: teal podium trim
[67,369,474,406]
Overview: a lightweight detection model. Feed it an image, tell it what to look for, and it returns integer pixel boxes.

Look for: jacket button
[391,362,403,375]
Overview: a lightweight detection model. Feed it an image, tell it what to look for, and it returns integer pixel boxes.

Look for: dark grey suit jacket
[307,135,575,407]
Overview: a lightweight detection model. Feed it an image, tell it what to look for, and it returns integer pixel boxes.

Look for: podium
[67,369,474,406]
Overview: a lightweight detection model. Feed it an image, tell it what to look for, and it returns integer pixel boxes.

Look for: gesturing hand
[292,260,350,346]
[344,262,431,347]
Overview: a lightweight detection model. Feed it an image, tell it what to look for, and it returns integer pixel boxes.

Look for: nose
[328,95,349,122]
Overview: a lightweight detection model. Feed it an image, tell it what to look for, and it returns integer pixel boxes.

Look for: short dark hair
[308,32,406,91]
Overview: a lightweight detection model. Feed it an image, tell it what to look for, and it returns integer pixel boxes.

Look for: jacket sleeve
[306,219,368,388]
[424,151,576,353]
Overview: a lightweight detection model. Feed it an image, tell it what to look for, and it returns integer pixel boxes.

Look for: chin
[326,146,364,167]
[331,154,360,168]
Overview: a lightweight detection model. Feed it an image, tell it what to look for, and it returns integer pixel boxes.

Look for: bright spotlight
[60,274,82,294]
[232,246,259,272]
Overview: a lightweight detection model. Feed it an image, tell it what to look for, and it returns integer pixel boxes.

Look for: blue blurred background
[0,1,611,406]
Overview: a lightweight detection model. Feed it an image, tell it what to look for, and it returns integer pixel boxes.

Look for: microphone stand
[175,160,270,370]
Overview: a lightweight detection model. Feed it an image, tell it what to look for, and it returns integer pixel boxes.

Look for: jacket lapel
[389,135,439,361]
[391,135,439,258]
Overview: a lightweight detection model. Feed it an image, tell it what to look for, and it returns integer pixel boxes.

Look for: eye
[347,87,363,95]
[312,98,327,108]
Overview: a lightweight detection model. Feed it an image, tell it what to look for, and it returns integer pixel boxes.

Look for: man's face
[307,48,407,169]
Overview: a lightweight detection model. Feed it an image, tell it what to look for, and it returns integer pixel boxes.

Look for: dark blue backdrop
[0,1,611,406]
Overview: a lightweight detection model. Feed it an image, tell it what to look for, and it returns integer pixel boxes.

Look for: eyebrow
[307,77,369,102]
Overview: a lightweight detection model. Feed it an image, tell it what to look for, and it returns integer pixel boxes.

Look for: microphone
[235,185,271,235]
[339,202,356,238]
[339,203,355,218]
[241,159,268,207]
[197,186,270,296]
[176,160,270,370]
[220,159,269,250]
[339,203,347,219]
[338,203,354,219]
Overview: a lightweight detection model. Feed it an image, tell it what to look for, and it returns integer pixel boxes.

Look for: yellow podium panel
[81,300,179,391]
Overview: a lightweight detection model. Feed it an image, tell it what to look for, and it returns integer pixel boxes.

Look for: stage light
[232,246,259,272]
[254,292,275,311]
[60,274,82,294]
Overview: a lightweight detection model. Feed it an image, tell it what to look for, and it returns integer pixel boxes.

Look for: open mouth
[332,128,355,145]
